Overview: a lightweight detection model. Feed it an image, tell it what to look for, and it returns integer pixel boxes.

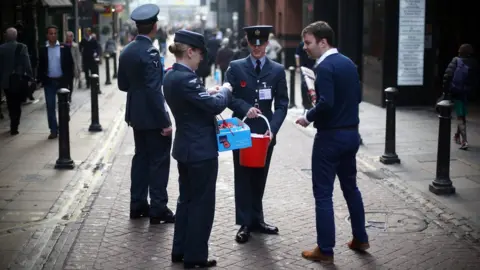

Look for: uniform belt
[317,125,358,131]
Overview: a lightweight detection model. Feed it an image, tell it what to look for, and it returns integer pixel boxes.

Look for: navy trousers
[233,145,274,226]
[311,129,368,255]
[172,158,218,263]
[131,129,172,217]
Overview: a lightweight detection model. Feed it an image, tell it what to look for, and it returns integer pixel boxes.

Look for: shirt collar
[249,55,266,67]
[46,40,60,47]
[315,48,338,67]
[176,62,194,72]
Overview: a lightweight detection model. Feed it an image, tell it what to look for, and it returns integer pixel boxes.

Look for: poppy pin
[240,80,247,88]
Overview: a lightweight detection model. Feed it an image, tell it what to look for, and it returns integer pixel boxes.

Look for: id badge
[259,88,272,100]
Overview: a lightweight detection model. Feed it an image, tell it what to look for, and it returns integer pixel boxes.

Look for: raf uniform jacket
[164,63,232,164]
[118,35,171,130]
[225,56,289,143]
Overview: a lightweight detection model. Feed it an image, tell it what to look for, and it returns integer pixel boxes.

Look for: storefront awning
[42,0,73,8]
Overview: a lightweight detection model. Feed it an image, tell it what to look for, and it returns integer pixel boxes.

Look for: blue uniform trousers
[233,145,274,226]
[172,158,218,263]
[131,129,171,217]
[312,129,368,255]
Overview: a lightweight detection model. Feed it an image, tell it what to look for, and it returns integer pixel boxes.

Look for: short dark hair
[46,25,58,33]
[240,37,248,47]
[301,21,335,46]
[458,44,474,57]
[136,23,154,35]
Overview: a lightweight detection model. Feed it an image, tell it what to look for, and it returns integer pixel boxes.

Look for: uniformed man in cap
[225,25,289,244]
[118,3,175,225]
[164,29,232,268]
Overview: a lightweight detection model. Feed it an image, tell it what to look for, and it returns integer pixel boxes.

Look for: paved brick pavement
[38,107,480,269]
[289,98,480,233]
[0,60,128,269]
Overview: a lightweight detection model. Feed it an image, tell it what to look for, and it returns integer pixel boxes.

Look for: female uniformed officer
[163,29,233,269]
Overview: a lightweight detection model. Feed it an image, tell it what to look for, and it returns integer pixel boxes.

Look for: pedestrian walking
[225,25,289,244]
[295,21,369,264]
[37,25,74,139]
[163,29,233,268]
[64,31,82,102]
[443,43,478,150]
[117,4,175,225]
[0,27,33,135]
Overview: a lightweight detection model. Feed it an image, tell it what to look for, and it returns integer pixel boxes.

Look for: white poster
[397,0,425,86]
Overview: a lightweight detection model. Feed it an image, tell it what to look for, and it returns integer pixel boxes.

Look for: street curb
[35,127,129,270]
[6,103,128,270]
[285,110,480,250]
[356,153,480,247]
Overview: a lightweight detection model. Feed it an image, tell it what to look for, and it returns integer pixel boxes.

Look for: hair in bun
[169,42,188,57]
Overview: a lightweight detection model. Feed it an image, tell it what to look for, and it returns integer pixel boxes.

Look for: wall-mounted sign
[397,0,425,86]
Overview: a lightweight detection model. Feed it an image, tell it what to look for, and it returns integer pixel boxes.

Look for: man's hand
[295,116,311,127]
[246,107,262,118]
[161,126,172,136]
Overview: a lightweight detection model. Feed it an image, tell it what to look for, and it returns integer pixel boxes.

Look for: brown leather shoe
[347,239,370,251]
[301,246,334,264]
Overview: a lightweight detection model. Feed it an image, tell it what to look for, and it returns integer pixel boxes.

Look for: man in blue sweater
[295,21,369,263]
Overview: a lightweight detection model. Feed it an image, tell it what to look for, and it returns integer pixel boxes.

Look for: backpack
[450,57,470,94]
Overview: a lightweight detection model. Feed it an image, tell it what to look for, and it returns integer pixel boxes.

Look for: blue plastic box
[217,117,252,152]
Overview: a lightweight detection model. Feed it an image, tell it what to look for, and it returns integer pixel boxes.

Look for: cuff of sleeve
[305,110,313,123]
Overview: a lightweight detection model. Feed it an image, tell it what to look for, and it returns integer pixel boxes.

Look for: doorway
[435,0,480,103]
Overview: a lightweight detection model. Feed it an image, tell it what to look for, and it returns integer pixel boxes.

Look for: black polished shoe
[251,222,279,234]
[184,259,217,269]
[235,225,250,243]
[150,208,175,224]
[172,254,183,263]
[130,205,150,219]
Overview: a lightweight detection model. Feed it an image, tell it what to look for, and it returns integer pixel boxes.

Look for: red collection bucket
[239,115,272,168]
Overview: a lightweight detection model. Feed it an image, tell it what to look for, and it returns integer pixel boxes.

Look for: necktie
[255,59,261,75]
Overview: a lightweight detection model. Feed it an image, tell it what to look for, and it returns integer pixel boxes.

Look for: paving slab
[0,60,128,269]
[33,107,480,269]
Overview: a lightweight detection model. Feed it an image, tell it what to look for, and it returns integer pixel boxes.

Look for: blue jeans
[44,80,59,133]
[311,129,368,255]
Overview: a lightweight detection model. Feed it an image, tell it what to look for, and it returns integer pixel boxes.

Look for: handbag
[9,44,30,95]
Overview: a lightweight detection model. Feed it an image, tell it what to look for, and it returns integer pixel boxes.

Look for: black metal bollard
[288,66,296,108]
[104,54,112,85]
[55,88,75,170]
[112,52,118,79]
[94,58,102,94]
[429,100,456,195]
[379,87,401,164]
[89,74,103,132]
[93,57,100,76]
